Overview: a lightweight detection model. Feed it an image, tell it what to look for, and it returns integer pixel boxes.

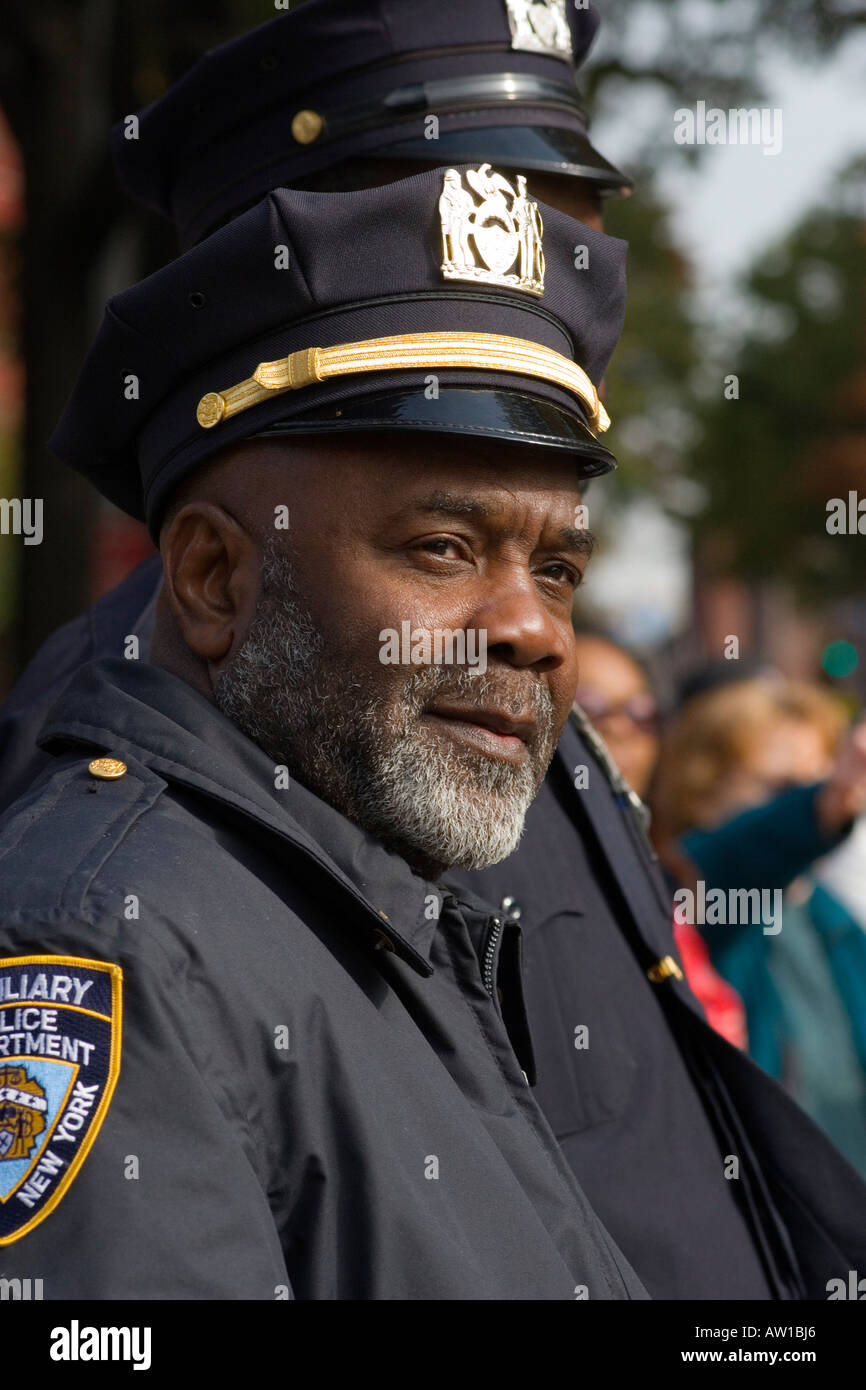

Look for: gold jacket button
[647,955,684,984]
[88,757,128,780]
[291,109,324,144]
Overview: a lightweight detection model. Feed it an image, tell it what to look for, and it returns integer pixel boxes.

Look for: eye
[412,535,472,563]
[419,538,460,556]
[538,560,581,588]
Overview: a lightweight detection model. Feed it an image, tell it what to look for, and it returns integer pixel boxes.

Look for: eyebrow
[555,527,595,558]
[394,491,595,557]
[405,491,491,521]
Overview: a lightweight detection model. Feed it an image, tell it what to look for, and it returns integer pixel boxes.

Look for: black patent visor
[383,124,632,192]
[253,387,617,478]
[309,72,632,194]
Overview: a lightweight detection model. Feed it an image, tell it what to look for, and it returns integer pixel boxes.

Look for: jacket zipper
[481,914,531,1083]
[482,915,503,1000]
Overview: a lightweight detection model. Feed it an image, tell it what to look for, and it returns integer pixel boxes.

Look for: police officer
[0,0,630,810]
[2,0,865,1298]
[0,164,651,1299]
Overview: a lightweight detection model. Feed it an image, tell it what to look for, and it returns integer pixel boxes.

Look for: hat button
[291,109,324,145]
[88,757,128,780]
[197,392,226,428]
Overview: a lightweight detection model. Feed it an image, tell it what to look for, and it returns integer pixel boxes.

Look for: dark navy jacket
[0,658,648,1299]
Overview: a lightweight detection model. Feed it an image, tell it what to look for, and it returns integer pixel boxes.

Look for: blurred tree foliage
[596,172,698,506]
[0,0,244,667]
[586,0,865,160]
[688,156,866,601]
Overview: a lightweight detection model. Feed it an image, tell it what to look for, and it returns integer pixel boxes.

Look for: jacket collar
[39,658,446,975]
[555,713,705,1019]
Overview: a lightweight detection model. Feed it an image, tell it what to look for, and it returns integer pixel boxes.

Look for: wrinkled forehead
[297,432,587,523]
[157,428,590,556]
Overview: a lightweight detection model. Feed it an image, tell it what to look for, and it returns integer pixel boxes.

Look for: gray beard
[214,538,556,873]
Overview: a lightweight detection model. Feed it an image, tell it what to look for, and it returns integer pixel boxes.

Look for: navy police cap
[112,0,631,248]
[50,165,626,539]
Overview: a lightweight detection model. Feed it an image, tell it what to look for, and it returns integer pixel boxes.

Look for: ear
[159,502,259,670]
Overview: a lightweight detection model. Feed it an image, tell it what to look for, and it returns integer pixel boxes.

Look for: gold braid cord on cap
[195,331,611,434]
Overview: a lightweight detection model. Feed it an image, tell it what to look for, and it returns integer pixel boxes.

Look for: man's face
[525,171,604,231]
[213,435,590,877]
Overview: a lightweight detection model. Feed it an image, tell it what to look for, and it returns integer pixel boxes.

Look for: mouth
[422,701,535,764]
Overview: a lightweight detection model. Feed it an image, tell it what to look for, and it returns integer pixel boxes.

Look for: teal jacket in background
[808,882,866,1077]
[682,783,837,916]
[681,785,866,1177]
[681,784,835,1077]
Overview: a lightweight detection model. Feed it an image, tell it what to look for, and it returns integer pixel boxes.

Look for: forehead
[241,432,585,531]
[326,432,584,506]
[174,434,587,538]
[521,172,604,228]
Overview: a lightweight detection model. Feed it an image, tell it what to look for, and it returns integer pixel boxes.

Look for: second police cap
[50,164,627,537]
[112,0,632,248]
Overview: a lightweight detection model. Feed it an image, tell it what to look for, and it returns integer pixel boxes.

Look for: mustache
[400,663,556,751]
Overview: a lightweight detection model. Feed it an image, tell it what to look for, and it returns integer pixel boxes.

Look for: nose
[470,564,574,673]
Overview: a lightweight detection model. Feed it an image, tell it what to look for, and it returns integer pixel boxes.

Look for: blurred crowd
[574,633,866,1178]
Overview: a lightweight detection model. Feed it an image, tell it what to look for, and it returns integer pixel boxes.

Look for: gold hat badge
[439,165,544,298]
[504,0,572,58]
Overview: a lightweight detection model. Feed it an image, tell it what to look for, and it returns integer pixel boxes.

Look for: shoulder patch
[0,955,122,1244]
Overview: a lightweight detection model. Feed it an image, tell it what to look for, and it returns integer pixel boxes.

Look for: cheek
[549,653,582,725]
[307,552,461,682]
[329,546,485,649]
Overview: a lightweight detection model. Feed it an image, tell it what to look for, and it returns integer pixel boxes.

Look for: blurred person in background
[654,677,866,1177]
[572,630,662,799]
[573,629,748,1047]
[812,790,866,938]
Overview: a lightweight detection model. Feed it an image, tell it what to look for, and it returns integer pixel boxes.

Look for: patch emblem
[504,0,572,58]
[439,164,545,298]
[0,956,122,1244]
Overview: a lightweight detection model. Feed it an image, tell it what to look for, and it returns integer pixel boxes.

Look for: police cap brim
[379,125,632,194]
[252,386,617,478]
